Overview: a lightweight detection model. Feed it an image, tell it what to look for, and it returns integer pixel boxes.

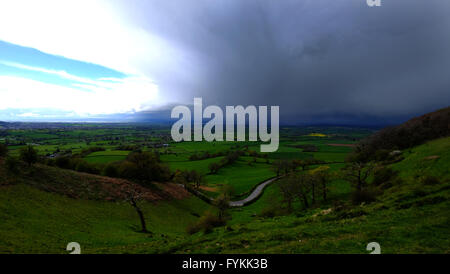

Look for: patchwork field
[1,122,447,254]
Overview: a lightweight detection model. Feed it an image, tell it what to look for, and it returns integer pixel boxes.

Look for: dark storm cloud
[119,0,450,124]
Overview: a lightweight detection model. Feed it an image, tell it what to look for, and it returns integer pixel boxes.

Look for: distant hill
[354,107,450,160]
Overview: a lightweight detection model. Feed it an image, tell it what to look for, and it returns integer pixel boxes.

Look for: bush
[258,205,280,218]
[351,189,377,205]
[75,160,100,174]
[372,167,398,186]
[421,175,440,185]
[19,145,38,167]
[374,149,390,161]
[5,156,19,173]
[121,151,170,183]
[46,158,56,166]
[55,156,73,169]
[186,211,226,235]
[103,163,119,177]
[0,143,8,157]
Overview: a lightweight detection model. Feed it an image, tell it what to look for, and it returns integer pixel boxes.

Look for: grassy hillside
[0,131,448,254]
[0,163,214,253]
[0,184,210,253]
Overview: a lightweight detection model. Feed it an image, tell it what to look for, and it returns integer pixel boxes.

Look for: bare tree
[294,173,311,209]
[310,166,332,202]
[126,190,150,234]
[214,194,230,221]
[278,175,297,212]
[343,162,375,191]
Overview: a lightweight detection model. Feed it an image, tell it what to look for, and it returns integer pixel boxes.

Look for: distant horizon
[1,105,445,129]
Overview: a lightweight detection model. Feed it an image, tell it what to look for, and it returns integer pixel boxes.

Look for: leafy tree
[120,151,170,184]
[20,145,38,167]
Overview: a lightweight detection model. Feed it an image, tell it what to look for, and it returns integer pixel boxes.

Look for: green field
[0,184,212,253]
[84,150,130,164]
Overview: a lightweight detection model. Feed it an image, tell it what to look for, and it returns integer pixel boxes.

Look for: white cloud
[0,74,159,115]
[0,60,104,86]
[0,0,189,107]
[17,112,40,117]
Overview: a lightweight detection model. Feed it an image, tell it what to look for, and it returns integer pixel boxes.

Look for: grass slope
[0,137,448,253]
[0,163,214,253]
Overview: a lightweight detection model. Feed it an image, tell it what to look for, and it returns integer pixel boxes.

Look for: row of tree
[277,166,331,211]
[207,150,245,174]
[271,158,324,177]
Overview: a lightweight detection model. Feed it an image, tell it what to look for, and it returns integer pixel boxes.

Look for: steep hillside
[355,107,449,160]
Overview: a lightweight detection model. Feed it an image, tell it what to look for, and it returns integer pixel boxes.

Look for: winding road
[228,177,280,207]
[181,176,281,207]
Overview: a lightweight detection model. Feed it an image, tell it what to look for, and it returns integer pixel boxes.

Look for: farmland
[1,116,449,254]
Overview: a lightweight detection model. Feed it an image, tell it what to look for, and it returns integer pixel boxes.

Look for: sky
[0,0,449,124]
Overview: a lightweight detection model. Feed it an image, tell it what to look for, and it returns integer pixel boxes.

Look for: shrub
[258,205,280,218]
[19,145,38,167]
[0,143,8,157]
[103,163,119,177]
[5,156,19,173]
[372,167,398,186]
[421,175,440,185]
[186,211,226,235]
[55,156,73,169]
[124,151,170,183]
[208,162,221,174]
[374,149,390,161]
[46,158,56,166]
[351,189,377,205]
[75,161,100,174]
[118,161,140,179]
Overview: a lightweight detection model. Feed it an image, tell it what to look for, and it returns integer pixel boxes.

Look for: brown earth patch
[0,163,190,203]
[199,185,219,192]
[328,143,356,147]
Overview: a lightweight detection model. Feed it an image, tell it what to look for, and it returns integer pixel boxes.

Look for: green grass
[83,150,130,164]
[0,184,212,254]
[1,125,448,254]
[166,156,225,175]
[205,160,275,197]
